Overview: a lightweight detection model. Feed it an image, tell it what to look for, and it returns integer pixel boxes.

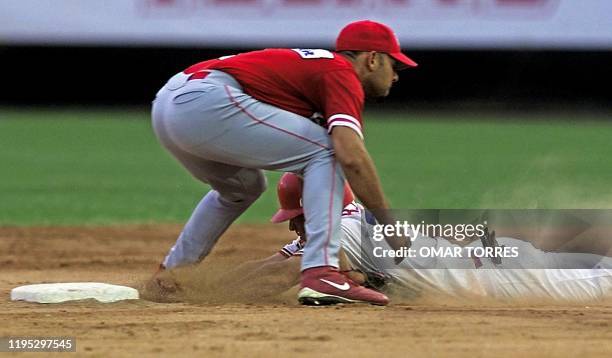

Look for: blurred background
[1,0,612,225]
[2,0,612,109]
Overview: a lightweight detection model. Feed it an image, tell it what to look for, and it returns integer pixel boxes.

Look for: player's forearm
[332,127,393,224]
[342,151,387,208]
[248,258,301,293]
[226,253,288,279]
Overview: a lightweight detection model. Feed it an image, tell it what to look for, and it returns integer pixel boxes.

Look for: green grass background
[1,108,611,226]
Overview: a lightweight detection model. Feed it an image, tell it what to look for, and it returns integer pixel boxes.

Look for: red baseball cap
[271,173,356,223]
[336,20,418,69]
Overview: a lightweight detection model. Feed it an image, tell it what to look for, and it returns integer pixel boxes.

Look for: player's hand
[279,237,305,257]
[386,232,411,265]
[373,210,411,264]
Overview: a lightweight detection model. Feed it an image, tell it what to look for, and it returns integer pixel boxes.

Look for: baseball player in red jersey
[151,20,417,305]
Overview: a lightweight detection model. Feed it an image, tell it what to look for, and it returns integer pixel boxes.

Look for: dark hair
[337,50,364,60]
[338,51,398,70]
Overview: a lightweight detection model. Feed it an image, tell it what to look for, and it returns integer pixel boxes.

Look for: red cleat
[298,266,389,306]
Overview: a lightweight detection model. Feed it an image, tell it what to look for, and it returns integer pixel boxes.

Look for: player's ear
[365,51,378,71]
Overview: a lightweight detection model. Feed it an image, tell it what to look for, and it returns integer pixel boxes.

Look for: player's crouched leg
[214,168,267,207]
[298,266,389,306]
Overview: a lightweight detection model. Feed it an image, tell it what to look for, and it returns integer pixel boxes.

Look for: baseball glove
[480,226,502,265]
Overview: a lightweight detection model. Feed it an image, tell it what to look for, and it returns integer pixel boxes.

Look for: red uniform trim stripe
[224,84,337,266]
[327,119,364,139]
[224,85,331,150]
[188,71,210,80]
[323,159,338,267]
[327,113,360,127]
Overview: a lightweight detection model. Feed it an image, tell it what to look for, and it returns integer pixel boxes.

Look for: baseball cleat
[143,264,182,302]
[153,264,180,292]
[298,266,389,306]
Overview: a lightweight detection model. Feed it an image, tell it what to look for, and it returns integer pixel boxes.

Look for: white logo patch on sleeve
[292,49,335,59]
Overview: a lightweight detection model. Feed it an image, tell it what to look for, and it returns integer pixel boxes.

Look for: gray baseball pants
[152,70,345,271]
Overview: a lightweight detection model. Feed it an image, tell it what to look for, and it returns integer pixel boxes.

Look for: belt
[187,70,210,81]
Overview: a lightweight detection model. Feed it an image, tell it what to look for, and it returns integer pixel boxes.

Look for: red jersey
[183,49,365,139]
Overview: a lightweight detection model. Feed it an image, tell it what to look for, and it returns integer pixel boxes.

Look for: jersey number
[292,49,334,59]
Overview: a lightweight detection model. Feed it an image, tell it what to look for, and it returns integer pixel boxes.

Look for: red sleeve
[318,69,365,139]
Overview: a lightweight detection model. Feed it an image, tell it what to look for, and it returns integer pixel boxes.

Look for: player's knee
[219,170,267,204]
[240,170,267,201]
[249,170,268,196]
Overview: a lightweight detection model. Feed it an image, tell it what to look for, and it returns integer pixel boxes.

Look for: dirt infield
[1,225,611,357]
